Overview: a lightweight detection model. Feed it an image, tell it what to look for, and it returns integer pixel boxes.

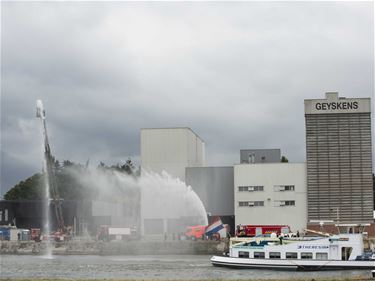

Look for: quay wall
[0,240,227,255]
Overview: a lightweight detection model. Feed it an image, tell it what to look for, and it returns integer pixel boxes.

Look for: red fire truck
[236,225,290,237]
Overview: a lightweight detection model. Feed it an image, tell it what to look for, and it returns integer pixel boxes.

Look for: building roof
[140,127,204,142]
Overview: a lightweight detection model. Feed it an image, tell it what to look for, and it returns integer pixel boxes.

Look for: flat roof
[234,162,306,166]
[141,127,204,142]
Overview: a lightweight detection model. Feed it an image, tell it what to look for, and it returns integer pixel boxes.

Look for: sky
[1,1,374,196]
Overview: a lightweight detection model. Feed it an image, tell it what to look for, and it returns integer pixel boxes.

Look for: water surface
[0,255,372,279]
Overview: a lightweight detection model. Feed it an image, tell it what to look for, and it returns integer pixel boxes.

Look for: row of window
[238,200,295,207]
[238,251,328,260]
[238,185,295,192]
[238,201,264,207]
[238,186,264,192]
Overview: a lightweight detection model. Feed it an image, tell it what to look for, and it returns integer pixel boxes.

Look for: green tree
[281,156,289,163]
[120,158,135,175]
[4,173,44,200]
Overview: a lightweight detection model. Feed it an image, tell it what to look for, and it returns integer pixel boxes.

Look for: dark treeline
[4,158,138,201]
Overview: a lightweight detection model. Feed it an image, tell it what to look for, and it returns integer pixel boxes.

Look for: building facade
[140,128,205,181]
[234,163,307,232]
[305,92,373,224]
[185,166,234,233]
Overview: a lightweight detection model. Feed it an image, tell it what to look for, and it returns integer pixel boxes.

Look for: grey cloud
[1,1,373,195]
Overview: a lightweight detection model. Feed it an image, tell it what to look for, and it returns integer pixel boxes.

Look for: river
[0,255,372,279]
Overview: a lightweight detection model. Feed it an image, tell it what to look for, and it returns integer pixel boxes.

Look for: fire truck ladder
[37,101,66,232]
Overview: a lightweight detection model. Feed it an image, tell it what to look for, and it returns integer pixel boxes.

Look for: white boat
[211,233,375,270]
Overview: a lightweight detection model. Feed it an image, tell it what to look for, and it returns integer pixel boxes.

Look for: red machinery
[236,225,290,237]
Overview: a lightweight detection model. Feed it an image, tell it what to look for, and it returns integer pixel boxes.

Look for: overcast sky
[1,1,373,195]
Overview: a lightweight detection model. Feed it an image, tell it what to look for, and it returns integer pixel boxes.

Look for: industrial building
[140,128,206,236]
[140,127,205,181]
[234,162,307,232]
[305,92,373,224]
[2,93,374,238]
[185,166,234,233]
[0,200,85,234]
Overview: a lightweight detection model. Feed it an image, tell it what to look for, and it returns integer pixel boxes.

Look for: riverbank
[0,239,227,255]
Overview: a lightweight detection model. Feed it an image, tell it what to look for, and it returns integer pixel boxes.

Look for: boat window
[239,251,249,258]
[316,252,328,260]
[341,247,352,261]
[301,252,313,259]
[269,252,281,259]
[286,252,298,259]
[254,252,265,259]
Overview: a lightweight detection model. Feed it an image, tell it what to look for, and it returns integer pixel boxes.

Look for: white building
[140,127,205,181]
[234,163,307,232]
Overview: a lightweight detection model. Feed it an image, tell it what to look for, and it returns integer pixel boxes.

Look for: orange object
[185,225,207,240]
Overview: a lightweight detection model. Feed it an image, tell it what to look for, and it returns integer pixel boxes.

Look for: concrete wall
[185,166,234,216]
[240,149,281,164]
[140,128,205,181]
[234,163,307,232]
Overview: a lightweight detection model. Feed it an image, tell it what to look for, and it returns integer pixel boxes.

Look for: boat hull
[211,256,375,271]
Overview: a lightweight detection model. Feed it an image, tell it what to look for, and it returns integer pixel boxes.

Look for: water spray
[36,100,65,236]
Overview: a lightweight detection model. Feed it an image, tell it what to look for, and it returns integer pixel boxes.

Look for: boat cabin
[230,234,364,261]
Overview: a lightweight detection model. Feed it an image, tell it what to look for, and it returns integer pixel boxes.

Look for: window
[286,252,298,259]
[4,209,8,221]
[239,251,249,258]
[0,210,2,222]
[301,252,313,259]
[275,200,295,207]
[316,253,328,260]
[254,252,265,259]
[284,185,295,191]
[238,186,264,192]
[239,201,264,207]
[239,186,247,192]
[341,247,352,261]
[274,185,295,192]
[269,252,281,259]
[284,200,295,206]
[249,154,255,163]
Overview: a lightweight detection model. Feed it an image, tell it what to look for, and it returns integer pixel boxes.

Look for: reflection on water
[0,255,372,280]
